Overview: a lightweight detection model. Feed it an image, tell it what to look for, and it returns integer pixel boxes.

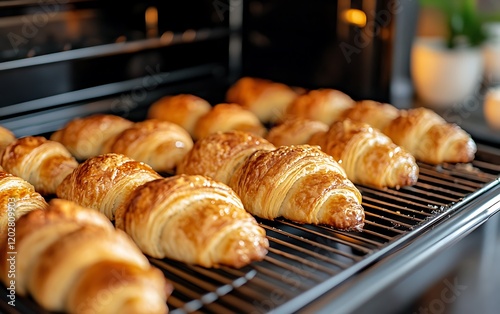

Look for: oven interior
[1,1,500,313]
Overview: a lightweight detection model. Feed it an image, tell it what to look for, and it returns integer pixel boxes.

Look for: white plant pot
[411,37,484,109]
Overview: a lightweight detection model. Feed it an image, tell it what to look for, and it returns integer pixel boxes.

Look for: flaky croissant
[193,103,267,140]
[284,89,355,125]
[0,171,48,238]
[101,119,193,173]
[50,114,134,160]
[226,77,298,124]
[340,100,400,131]
[266,118,329,147]
[0,198,170,314]
[57,153,162,220]
[57,153,268,268]
[116,175,269,268]
[0,136,79,195]
[229,145,364,230]
[0,126,15,154]
[383,107,476,164]
[147,94,212,138]
[177,130,276,185]
[309,119,419,188]
[330,100,476,165]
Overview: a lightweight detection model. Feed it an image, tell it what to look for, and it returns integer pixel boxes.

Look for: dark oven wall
[240,0,405,103]
[0,0,233,136]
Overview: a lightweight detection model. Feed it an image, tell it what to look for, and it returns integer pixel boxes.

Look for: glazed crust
[266,118,329,147]
[116,175,269,268]
[383,108,477,164]
[67,260,170,314]
[0,136,78,195]
[177,131,276,185]
[226,77,298,124]
[0,198,170,314]
[284,89,355,125]
[193,103,267,140]
[147,94,212,138]
[56,153,162,220]
[229,145,365,231]
[101,119,193,173]
[50,114,134,160]
[309,119,419,188]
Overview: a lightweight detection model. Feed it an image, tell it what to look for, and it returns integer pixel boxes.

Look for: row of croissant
[0,76,476,314]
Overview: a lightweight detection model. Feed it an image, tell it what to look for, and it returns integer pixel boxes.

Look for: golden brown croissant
[0,125,15,154]
[101,119,193,173]
[0,136,79,195]
[0,198,170,314]
[116,175,269,268]
[383,107,477,164]
[229,145,364,230]
[309,119,419,188]
[177,130,276,185]
[50,114,134,160]
[340,100,400,131]
[147,94,212,138]
[266,118,329,147]
[0,171,48,238]
[57,153,162,220]
[226,77,298,124]
[193,103,267,140]
[284,89,355,125]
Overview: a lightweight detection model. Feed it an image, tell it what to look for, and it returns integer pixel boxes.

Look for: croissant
[226,77,298,124]
[383,107,477,164]
[101,119,193,173]
[0,136,79,195]
[266,118,329,147]
[57,153,162,220]
[0,198,170,314]
[116,175,269,268]
[178,132,363,229]
[50,114,134,160]
[193,103,267,140]
[309,119,419,188]
[340,100,400,131]
[284,89,355,125]
[177,130,276,185]
[147,94,212,138]
[0,171,48,238]
[229,145,364,230]
[0,125,15,154]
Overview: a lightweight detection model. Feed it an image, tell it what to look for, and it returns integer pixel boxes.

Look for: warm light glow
[343,9,367,27]
[145,6,158,38]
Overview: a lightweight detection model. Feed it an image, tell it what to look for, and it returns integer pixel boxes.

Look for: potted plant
[411,0,487,109]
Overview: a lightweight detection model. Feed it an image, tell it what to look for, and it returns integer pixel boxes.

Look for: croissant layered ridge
[50,114,134,160]
[56,153,162,220]
[229,145,365,231]
[0,171,48,238]
[101,119,194,173]
[0,198,170,314]
[0,136,78,195]
[309,119,419,188]
[383,107,476,164]
[116,175,269,268]
[57,153,268,268]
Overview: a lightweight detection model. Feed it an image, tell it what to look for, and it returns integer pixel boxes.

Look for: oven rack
[2,145,499,314]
